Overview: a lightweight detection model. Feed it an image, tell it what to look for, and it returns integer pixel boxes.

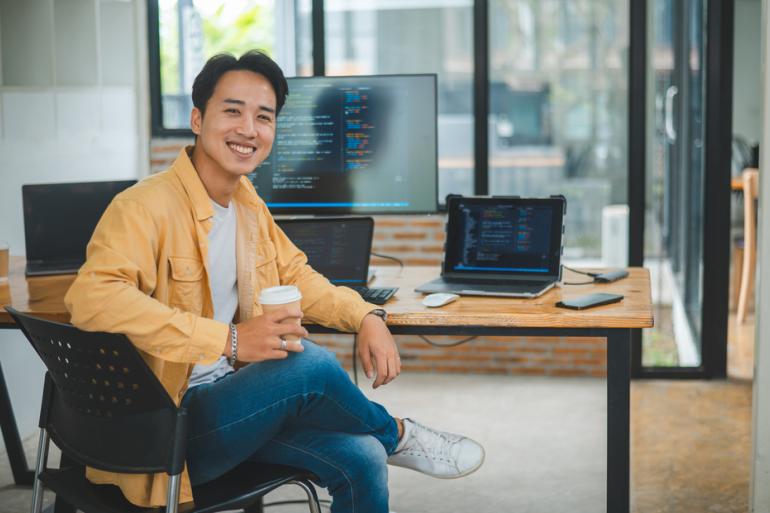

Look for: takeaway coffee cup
[0,241,8,282]
[259,285,303,343]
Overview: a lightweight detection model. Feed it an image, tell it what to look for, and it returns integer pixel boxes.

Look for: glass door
[643,0,707,368]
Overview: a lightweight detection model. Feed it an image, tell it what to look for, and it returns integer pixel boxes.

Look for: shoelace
[406,423,463,462]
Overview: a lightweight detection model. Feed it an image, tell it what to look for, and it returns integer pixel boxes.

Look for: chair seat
[40,462,316,513]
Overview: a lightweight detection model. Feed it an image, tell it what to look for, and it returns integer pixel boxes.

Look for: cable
[418,334,477,347]
[263,498,332,510]
[371,252,404,269]
[561,265,598,285]
[562,265,599,277]
[352,334,359,386]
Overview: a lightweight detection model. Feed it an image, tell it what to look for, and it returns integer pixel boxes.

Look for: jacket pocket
[254,241,280,294]
[168,256,205,314]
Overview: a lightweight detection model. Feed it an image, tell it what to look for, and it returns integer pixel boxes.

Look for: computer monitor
[250,74,438,214]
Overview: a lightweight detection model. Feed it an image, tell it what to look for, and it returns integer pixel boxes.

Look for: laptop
[415,195,566,298]
[23,180,137,276]
[276,217,398,305]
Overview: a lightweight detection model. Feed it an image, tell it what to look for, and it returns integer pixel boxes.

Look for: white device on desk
[415,195,567,298]
[422,293,459,307]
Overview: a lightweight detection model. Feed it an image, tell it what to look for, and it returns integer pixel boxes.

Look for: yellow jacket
[64,147,375,507]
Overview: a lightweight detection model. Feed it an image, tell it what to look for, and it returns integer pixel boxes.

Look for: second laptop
[276,217,398,305]
[415,195,567,298]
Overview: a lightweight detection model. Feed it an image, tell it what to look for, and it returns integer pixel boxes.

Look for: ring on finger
[279,337,288,351]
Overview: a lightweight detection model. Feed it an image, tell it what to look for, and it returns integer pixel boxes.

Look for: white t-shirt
[188,200,239,387]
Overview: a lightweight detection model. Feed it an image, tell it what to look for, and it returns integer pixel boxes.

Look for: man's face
[191,70,277,177]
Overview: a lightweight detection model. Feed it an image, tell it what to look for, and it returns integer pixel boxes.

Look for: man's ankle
[395,417,404,440]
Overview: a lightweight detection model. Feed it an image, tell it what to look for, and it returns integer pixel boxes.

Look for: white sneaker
[387,418,485,479]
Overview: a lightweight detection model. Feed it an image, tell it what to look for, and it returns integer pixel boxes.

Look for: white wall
[734,0,763,144]
[751,0,770,509]
[0,0,148,452]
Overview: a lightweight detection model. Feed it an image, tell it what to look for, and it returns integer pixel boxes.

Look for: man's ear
[190,107,202,135]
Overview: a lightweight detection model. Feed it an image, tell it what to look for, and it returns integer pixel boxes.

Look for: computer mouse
[422,293,460,308]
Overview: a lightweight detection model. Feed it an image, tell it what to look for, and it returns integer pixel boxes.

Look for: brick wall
[150,139,607,377]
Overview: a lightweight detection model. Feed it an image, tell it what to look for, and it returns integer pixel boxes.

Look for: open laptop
[276,217,398,305]
[23,180,136,276]
[415,195,566,298]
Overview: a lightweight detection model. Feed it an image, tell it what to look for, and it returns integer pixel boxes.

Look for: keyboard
[349,286,399,305]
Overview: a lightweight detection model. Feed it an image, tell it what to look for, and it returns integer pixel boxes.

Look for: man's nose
[236,116,258,137]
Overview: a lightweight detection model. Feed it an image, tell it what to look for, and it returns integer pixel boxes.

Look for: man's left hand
[357,313,400,388]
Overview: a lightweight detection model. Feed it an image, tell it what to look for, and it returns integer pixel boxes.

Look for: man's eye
[259,115,273,122]
[225,108,239,114]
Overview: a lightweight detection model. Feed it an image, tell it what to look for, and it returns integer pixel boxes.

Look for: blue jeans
[181,339,399,513]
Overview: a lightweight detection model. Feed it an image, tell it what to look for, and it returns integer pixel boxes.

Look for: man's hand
[357,313,400,388]
[223,305,308,362]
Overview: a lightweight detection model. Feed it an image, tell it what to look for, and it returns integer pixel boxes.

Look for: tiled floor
[0,373,753,513]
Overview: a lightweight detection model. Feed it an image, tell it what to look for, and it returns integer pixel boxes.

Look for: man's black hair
[192,50,289,116]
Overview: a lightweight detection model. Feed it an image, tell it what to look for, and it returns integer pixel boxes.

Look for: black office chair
[5,308,321,513]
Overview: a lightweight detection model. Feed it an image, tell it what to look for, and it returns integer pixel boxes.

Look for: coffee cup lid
[259,285,302,305]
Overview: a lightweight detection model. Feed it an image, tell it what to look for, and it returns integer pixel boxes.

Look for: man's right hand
[223,306,308,362]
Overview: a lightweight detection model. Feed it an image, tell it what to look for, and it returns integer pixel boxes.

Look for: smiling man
[65,51,484,513]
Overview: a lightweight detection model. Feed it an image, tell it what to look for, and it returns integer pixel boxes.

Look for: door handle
[665,85,678,141]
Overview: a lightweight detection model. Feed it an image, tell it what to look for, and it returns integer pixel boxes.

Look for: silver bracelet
[228,323,238,366]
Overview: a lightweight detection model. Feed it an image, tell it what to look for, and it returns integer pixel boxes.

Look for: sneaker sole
[390,445,486,480]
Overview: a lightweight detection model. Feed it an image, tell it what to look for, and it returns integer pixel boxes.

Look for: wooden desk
[2,259,653,513]
[312,265,652,513]
[0,257,75,325]
[367,266,652,329]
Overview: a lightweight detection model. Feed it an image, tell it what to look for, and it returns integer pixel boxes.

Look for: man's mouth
[227,142,256,156]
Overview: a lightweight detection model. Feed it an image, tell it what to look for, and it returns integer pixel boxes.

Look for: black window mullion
[700,0,733,379]
[148,0,164,136]
[628,0,646,267]
[312,0,325,76]
[628,0,646,378]
[473,0,489,196]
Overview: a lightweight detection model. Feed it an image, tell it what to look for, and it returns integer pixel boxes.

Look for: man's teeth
[228,143,255,155]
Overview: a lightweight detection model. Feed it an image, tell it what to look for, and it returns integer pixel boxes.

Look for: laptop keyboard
[349,286,399,305]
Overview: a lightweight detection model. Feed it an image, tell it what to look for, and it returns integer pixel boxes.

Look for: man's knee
[329,436,389,493]
[295,339,344,372]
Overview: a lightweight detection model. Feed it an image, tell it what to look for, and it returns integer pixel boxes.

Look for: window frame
[146,0,732,379]
[148,0,195,137]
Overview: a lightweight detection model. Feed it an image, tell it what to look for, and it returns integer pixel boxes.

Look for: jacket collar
[171,147,215,221]
[171,146,262,220]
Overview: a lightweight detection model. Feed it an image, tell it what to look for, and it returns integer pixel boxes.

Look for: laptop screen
[23,180,136,265]
[443,196,565,279]
[276,217,374,285]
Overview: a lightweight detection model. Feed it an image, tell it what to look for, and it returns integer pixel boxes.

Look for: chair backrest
[6,308,187,475]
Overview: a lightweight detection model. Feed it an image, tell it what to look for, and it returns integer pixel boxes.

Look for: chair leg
[731,246,743,311]
[165,474,182,513]
[737,239,757,324]
[290,480,322,513]
[30,428,50,513]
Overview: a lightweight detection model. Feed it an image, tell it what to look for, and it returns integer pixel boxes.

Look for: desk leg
[0,362,34,486]
[607,328,631,513]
